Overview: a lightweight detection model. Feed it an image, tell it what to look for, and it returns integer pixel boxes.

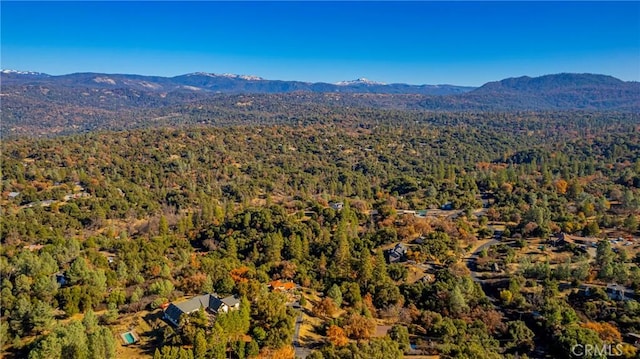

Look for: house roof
[164,303,186,324]
[607,284,628,291]
[222,295,240,307]
[269,280,296,291]
[208,296,225,312]
[174,294,212,314]
[164,293,240,324]
[208,294,241,312]
[391,243,407,254]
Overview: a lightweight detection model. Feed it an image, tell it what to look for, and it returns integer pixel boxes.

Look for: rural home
[606,284,635,301]
[387,243,408,263]
[550,232,569,247]
[577,284,593,297]
[163,293,240,326]
[269,280,296,292]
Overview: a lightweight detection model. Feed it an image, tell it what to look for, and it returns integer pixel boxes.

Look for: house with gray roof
[606,284,635,301]
[163,293,240,326]
[387,243,408,263]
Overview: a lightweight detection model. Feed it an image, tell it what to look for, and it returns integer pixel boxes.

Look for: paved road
[465,238,500,282]
[292,306,311,358]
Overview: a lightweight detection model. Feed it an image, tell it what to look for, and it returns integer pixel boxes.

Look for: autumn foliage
[265,346,295,359]
[327,325,348,347]
[345,313,376,340]
[555,179,568,194]
[313,297,337,318]
[231,266,250,283]
[580,322,622,343]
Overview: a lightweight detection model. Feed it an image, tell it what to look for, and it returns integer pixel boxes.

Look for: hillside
[462,73,640,111]
[1,70,474,95]
[416,73,640,111]
[1,71,639,137]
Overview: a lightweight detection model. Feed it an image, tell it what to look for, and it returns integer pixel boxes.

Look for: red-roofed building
[269,280,296,292]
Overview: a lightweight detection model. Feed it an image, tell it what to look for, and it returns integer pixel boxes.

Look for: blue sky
[2,1,639,86]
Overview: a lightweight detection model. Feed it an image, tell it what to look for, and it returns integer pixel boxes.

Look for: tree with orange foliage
[313,297,337,318]
[468,307,503,334]
[276,261,297,280]
[486,207,501,222]
[182,272,208,294]
[190,253,201,269]
[555,179,568,194]
[362,293,377,317]
[268,345,295,359]
[327,325,348,347]
[230,266,250,283]
[581,322,622,343]
[501,182,513,194]
[414,218,432,237]
[476,161,491,170]
[150,264,162,277]
[345,313,376,340]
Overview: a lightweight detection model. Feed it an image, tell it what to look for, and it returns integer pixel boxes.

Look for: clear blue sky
[2,1,639,86]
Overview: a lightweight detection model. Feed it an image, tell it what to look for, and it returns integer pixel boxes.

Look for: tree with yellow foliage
[268,345,295,359]
[554,179,568,194]
[580,322,621,343]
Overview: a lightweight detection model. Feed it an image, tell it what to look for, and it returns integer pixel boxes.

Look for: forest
[1,109,640,359]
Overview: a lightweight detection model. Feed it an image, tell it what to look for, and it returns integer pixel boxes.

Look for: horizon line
[1,69,633,88]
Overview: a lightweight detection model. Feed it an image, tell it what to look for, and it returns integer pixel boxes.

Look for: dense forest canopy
[1,108,640,359]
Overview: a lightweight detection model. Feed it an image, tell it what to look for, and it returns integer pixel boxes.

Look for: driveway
[292,305,312,358]
[465,238,500,282]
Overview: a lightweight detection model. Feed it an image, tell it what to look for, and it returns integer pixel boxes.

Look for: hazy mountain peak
[1,69,48,76]
[186,72,264,81]
[335,78,386,86]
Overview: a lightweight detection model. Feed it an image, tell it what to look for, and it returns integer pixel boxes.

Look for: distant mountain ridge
[1,70,474,95]
[450,73,640,111]
[2,71,639,137]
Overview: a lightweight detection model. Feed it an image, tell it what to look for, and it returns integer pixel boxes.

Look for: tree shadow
[135,310,167,355]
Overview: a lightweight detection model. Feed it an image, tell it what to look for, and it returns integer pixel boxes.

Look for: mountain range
[2,70,639,137]
[0,70,474,95]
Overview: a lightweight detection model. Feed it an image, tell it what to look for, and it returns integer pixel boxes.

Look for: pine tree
[359,250,373,286]
[159,215,169,236]
[327,284,343,308]
[333,222,351,276]
[449,286,469,315]
[193,329,207,359]
[373,250,388,283]
[83,309,99,334]
[225,237,238,261]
